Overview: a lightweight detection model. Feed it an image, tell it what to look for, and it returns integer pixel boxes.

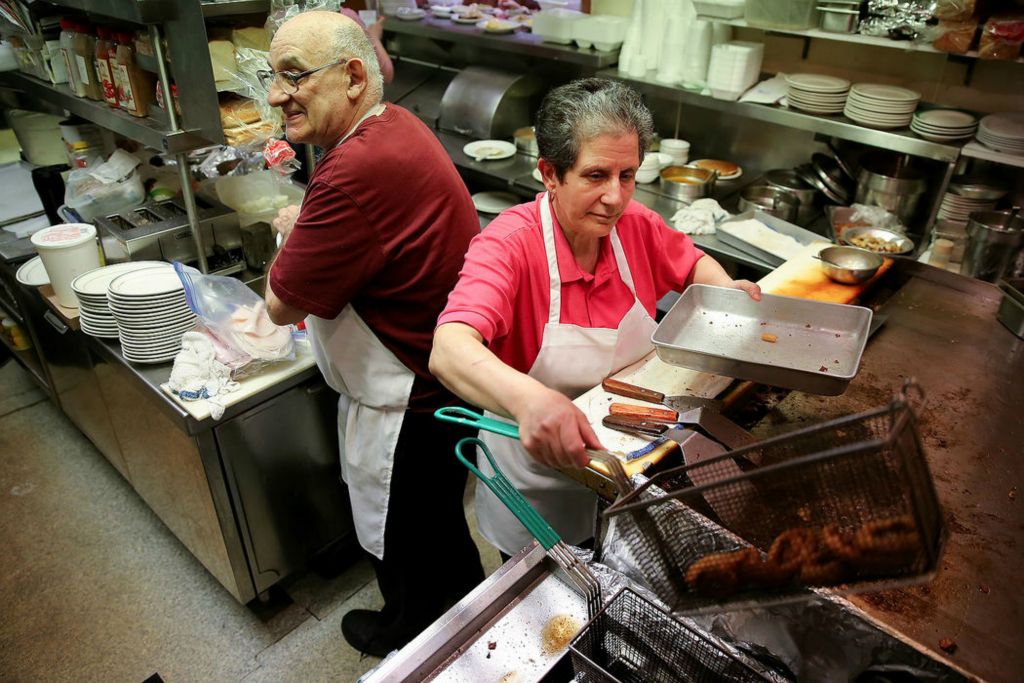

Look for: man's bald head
[272,10,383,103]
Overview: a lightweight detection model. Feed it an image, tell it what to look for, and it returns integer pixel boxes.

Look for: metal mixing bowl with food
[816,245,885,284]
[839,226,915,255]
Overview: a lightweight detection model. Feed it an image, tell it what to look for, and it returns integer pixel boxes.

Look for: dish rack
[602,381,946,614]
[569,588,770,682]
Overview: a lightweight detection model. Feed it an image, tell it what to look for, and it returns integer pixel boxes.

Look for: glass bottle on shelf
[73,23,103,101]
[94,27,118,108]
[114,32,152,117]
[58,19,84,97]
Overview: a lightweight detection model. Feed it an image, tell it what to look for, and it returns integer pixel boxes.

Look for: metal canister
[960,210,1024,283]
[854,151,926,226]
[764,169,817,225]
[738,185,799,223]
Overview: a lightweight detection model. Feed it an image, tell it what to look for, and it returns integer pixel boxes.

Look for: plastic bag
[979,14,1024,60]
[929,18,978,53]
[174,262,296,377]
[933,0,975,21]
[265,0,342,42]
[64,149,145,220]
[221,47,284,143]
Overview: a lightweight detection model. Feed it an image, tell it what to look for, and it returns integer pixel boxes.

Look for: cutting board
[759,241,895,303]
[577,241,893,478]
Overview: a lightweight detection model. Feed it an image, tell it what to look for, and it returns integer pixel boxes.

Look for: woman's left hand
[728,279,762,301]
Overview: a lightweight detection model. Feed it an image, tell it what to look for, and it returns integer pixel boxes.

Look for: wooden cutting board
[577,241,893,479]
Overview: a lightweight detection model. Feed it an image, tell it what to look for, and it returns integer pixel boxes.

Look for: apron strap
[540,192,562,326]
[608,229,640,297]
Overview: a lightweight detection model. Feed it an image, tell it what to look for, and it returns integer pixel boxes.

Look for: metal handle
[44,310,68,334]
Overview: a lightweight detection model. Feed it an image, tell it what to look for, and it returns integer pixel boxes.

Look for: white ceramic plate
[472,191,520,215]
[108,265,181,298]
[979,112,1024,140]
[844,109,910,129]
[914,109,976,129]
[478,18,517,33]
[689,160,743,180]
[72,261,165,298]
[785,74,850,93]
[452,13,484,24]
[395,8,426,20]
[787,92,849,105]
[845,96,919,113]
[463,140,516,162]
[16,256,50,287]
[850,83,921,103]
[532,167,544,183]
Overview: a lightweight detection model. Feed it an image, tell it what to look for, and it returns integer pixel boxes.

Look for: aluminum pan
[652,285,873,396]
[716,210,825,267]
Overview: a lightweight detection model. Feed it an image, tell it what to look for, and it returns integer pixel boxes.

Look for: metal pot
[855,151,926,226]
[960,210,1024,282]
[659,166,716,201]
[738,185,799,223]
[765,169,818,225]
[816,245,884,284]
[819,7,860,33]
[513,126,539,157]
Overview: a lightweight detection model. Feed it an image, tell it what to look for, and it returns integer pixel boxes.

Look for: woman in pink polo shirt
[431,79,760,557]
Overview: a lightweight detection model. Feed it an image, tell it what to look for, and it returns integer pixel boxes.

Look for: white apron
[305,103,409,561]
[476,192,658,556]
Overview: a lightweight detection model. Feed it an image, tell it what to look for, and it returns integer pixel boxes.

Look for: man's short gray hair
[331,20,383,103]
[535,78,653,180]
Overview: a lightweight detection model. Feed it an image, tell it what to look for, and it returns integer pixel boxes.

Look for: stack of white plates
[976,113,1024,155]
[843,83,921,129]
[785,73,850,115]
[936,193,996,222]
[71,262,164,339]
[106,264,196,364]
[910,109,978,142]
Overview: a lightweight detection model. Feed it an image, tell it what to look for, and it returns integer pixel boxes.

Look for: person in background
[262,10,483,656]
[339,4,394,84]
[430,78,761,559]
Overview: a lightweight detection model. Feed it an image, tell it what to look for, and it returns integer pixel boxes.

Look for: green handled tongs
[436,406,612,618]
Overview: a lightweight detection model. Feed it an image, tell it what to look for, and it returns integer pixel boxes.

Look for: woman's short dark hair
[534,78,654,180]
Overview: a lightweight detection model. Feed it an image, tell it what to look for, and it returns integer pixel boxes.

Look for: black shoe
[341,609,414,658]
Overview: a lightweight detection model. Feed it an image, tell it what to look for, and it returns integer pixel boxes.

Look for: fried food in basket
[685,515,920,597]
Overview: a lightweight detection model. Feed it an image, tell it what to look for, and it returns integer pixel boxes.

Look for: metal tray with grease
[652,284,873,396]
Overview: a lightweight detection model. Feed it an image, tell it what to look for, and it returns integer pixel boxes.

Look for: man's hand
[512,386,604,469]
[272,204,301,241]
[366,16,385,41]
[728,279,762,301]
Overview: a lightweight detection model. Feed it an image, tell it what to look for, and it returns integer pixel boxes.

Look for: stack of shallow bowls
[71,261,164,339]
[911,109,978,142]
[844,83,920,129]
[785,73,850,115]
[936,175,1007,223]
[106,263,196,364]
[976,113,1024,155]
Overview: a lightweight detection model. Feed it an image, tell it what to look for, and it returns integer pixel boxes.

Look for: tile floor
[0,360,502,683]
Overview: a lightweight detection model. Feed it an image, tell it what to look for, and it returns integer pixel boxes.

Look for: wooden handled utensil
[602,378,722,414]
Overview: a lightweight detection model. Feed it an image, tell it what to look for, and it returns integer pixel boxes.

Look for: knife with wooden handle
[602,378,722,413]
[602,414,671,436]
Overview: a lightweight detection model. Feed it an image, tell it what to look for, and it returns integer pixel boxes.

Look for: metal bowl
[659,165,716,201]
[738,185,799,222]
[816,245,884,284]
[839,226,915,255]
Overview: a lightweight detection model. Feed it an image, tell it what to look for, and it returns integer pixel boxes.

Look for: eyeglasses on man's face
[257,58,349,94]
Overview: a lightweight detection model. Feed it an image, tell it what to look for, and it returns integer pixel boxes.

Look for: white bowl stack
[910,109,978,142]
[976,113,1024,155]
[785,73,850,114]
[843,83,921,129]
[71,261,165,339]
[106,264,196,364]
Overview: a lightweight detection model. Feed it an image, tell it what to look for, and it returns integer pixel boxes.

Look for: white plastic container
[693,0,746,19]
[573,15,628,51]
[745,0,819,30]
[533,8,585,45]
[30,223,101,308]
[6,109,67,166]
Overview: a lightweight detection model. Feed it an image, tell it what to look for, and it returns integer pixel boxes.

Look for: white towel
[169,331,239,419]
[670,198,729,235]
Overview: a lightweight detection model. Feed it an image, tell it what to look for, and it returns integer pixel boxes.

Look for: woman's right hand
[512,386,604,470]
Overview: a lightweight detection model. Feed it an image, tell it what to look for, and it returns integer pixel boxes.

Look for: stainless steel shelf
[961,141,1024,169]
[29,0,174,24]
[0,72,213,153]
[597,68,964,163]
[384,15,619,68]
[201,0,271,17]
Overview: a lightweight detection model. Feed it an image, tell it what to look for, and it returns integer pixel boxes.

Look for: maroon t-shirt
[270,104,478,409]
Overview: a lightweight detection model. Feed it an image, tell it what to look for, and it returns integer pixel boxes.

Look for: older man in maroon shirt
[262,10,483,657]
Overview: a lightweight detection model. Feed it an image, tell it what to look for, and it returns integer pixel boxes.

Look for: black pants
[367,408,484,637]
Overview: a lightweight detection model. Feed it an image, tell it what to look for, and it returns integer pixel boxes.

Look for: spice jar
[114,31,152,117]
[94,26,118,107]
[73,23,103,100]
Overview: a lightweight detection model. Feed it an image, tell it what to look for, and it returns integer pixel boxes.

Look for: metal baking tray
[716,210,824,267]
[652,284,873,396]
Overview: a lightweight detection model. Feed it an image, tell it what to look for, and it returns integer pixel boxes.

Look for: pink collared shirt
[437,194,705,373]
